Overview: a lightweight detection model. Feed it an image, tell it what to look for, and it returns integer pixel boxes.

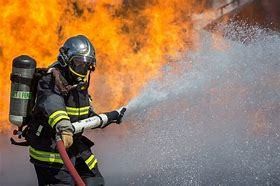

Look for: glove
[61,131,73,149]
[101,107,126,128]
[109,107,126,124]
[116,107,126,124]
[55,119,74,148]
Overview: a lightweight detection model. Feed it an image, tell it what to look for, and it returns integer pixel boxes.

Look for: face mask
[68,56,96,78]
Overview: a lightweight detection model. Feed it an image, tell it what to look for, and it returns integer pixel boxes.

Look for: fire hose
[56,140,86,186]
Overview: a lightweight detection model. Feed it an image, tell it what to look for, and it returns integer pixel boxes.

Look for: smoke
[1,22,280,185]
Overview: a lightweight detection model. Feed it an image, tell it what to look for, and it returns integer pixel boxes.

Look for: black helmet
[58,35,96,79]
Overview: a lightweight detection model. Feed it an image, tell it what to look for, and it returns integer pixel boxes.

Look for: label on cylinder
[11,91,32,99]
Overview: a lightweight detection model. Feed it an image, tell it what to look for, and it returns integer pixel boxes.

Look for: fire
[0,0,209,132]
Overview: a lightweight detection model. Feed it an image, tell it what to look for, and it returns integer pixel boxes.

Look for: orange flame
[0,0,209,132]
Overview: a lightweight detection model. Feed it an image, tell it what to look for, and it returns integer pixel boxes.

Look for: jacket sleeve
[36,74,70,128]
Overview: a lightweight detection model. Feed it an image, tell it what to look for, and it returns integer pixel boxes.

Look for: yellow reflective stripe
[51,115,70,127]
[85,154,97,170]
[29,147,63,164]
[67,111,89,116]
[48,110,69,127]
[85,154,95,164]
[66,106,90,110]
[49,110,67,123]
[66,106,90,112]
[89,159,97,170]
[66,106,90,116]
[30,153,63,164]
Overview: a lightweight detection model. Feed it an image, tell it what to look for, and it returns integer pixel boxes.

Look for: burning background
[0,0,208,132]
[1,0,280,185]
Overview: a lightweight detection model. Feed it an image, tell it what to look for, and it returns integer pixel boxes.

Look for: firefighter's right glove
[60,131,73,149]
[55,119,74,148]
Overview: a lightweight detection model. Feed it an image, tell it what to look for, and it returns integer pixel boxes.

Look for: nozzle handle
[116,107,126,124]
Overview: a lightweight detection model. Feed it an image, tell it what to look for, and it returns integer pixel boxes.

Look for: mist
[93,24,280,185]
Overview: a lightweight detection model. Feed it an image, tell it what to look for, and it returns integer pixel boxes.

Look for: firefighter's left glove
[101,107,126,128]
[115,107,126,124]
[55,119,74,149]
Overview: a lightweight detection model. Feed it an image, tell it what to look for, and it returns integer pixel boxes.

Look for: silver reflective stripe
[36,125,43,136]
[29,147,63,164]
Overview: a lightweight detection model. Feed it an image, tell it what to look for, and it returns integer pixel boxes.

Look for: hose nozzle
[116,107,127,124]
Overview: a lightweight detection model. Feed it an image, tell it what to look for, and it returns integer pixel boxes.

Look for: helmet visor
[69,56,96,76]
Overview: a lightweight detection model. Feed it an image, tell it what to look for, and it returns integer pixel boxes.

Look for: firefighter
[27,35,124,185]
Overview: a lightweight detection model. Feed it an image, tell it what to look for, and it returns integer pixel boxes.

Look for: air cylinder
[9,55,36,126]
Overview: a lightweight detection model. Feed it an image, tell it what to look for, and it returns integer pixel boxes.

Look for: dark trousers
[34,159,104,186]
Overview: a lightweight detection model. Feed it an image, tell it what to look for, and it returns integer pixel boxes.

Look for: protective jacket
[27,65,98,171]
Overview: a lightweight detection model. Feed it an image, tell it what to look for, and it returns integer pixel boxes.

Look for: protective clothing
[26,35,124,185]
[26,67,104,185]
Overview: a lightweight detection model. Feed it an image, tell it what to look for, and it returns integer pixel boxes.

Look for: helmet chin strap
[67,66,93,91]
[72,71,91,91]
